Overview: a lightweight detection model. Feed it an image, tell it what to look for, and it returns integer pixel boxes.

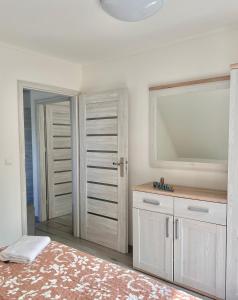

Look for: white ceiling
[0,0,237,63]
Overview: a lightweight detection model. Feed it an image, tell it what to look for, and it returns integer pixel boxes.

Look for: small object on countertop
[160,177,165,185]
[152,178,174,192]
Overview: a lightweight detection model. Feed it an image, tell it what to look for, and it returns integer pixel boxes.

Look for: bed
[0,242,200,300]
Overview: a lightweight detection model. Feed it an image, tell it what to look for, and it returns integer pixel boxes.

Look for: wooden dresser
[133,183,227,299]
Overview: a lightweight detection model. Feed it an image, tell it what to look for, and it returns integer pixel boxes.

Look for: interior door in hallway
[80,89,128,253]
[45,102,73,219]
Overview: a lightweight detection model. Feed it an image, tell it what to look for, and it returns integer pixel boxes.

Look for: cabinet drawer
[133,191,173,215]
[174,198,226,225]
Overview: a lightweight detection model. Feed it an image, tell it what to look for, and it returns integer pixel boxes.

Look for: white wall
[82,28,238,244]
[0,43,81,246]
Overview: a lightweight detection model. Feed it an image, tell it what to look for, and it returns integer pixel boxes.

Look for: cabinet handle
[143,199,160,206]
[166,217,169,238]
[175,219,179,239]
[187,206,209,213]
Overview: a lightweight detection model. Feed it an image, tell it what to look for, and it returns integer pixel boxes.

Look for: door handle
[113,157,127,177]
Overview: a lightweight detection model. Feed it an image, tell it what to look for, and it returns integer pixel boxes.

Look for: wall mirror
[149,76,230,171]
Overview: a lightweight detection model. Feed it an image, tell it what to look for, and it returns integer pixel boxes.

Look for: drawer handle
[187,206,209,213]
[143,198,160,206]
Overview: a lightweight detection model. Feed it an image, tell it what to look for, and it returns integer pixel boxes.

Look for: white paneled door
[133,208,173,281]
[80,89,128,253]
[174,218,226,299]
[45,102,72,219]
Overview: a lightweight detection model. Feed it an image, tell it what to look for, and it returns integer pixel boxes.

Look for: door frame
[18,81,80,237]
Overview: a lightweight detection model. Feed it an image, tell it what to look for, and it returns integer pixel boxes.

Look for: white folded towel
[0,235,51,263]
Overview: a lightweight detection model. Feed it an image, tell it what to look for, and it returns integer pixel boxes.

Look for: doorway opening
[19,83,132,266]
[19,82,80,240]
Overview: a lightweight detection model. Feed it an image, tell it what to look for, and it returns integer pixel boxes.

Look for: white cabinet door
[174,218,226,299]
[133,208,173,281]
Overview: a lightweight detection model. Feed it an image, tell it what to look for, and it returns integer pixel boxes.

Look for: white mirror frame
[149,76,230,172]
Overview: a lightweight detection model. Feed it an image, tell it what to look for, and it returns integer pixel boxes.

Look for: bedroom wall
[82,28,238,244]
[0,43,81,247]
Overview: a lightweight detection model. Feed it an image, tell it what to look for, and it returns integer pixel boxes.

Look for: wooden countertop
[133,182,227,204]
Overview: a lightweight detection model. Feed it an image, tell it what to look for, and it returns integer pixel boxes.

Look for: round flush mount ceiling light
[100,0,165,22]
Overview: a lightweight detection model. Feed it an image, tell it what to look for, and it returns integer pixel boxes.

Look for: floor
[34,214,210,300]
[37,214,74,235]
[35,214,133,268]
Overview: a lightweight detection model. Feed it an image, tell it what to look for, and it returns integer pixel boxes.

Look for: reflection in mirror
[150,78,230,170]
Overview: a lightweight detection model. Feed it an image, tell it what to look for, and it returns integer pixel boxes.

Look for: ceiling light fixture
[100,0,165,22]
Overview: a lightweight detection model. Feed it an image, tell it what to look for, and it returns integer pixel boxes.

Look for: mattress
[0,241,200,300]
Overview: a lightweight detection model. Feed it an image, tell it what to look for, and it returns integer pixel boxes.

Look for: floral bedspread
[0,242,200,300]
